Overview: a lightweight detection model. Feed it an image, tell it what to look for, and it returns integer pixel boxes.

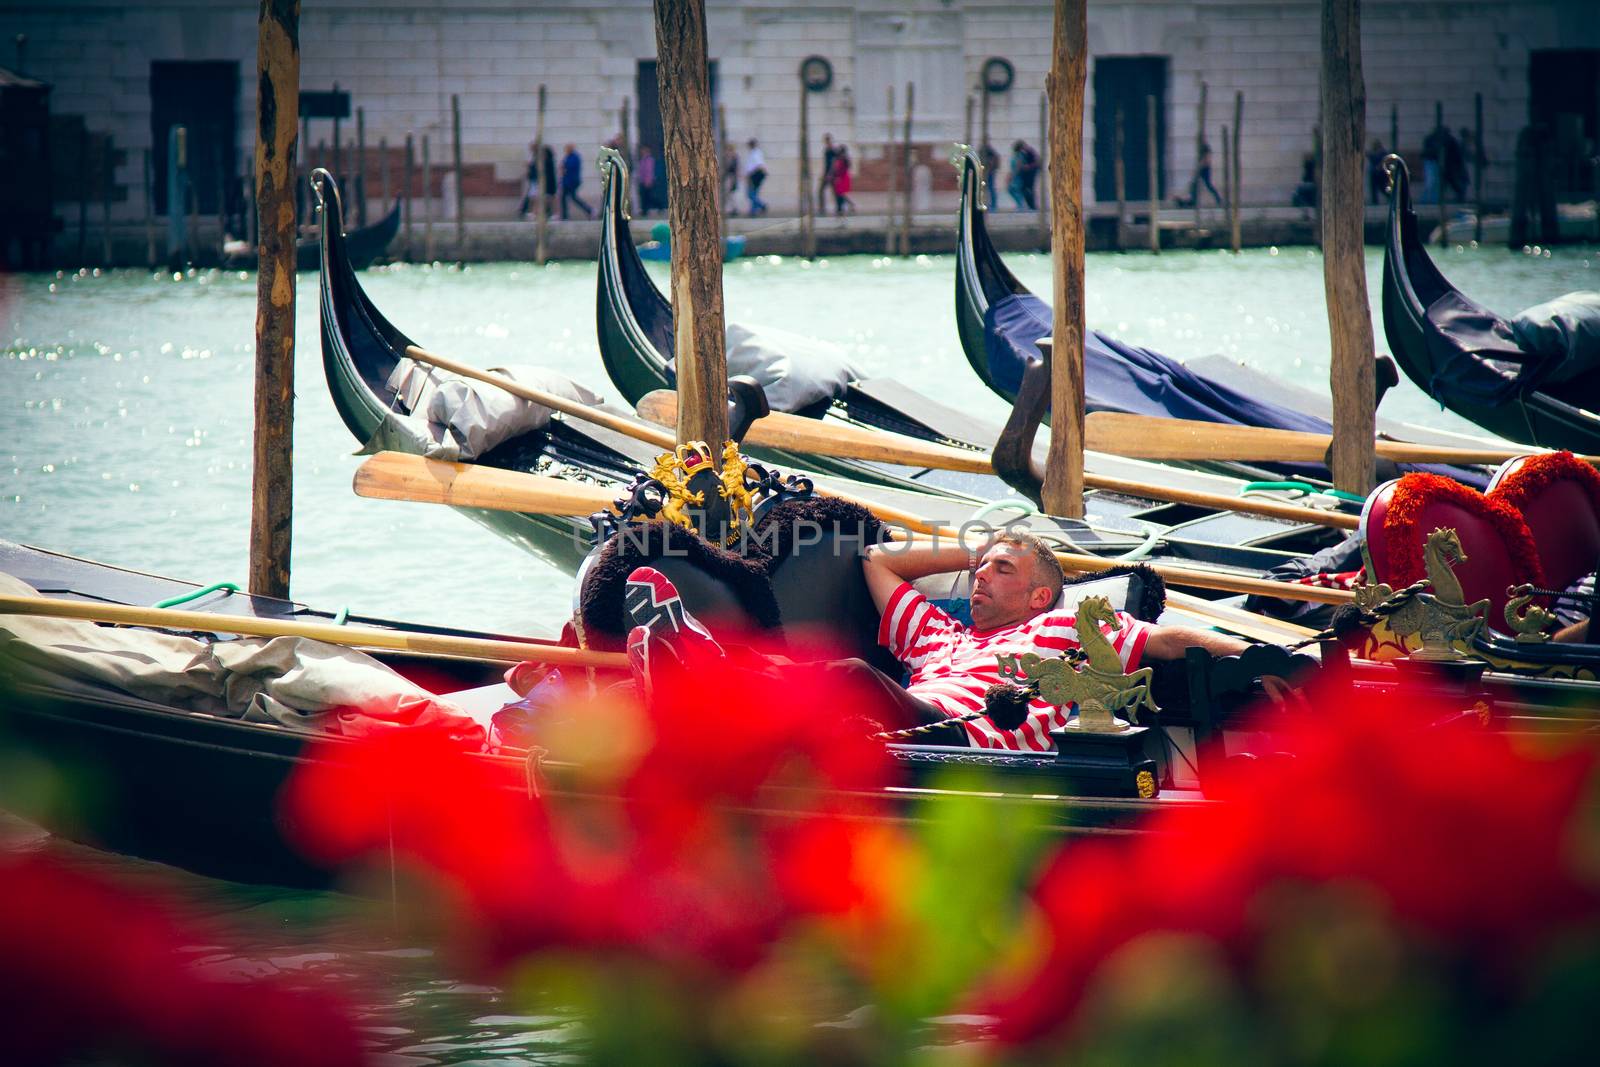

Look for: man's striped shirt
[878,581,1153,750]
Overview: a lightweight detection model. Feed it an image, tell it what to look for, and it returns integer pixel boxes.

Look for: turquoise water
[1,245,1595,1062]
[4,244,1592,635]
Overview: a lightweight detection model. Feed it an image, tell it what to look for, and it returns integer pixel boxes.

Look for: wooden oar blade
[354,452,617,517]
[1086,412,1334,462]
[636,389,995,475]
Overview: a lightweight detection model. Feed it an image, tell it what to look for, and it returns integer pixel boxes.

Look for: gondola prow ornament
[989,597,1162,798]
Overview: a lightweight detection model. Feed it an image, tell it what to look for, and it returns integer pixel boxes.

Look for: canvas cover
[723,320,864,413]
[364,360,606,461]
[0,572,485,747]
[1510,290,1600,386]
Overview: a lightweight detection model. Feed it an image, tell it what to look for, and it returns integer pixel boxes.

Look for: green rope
[1241,480,1317,496]
[153,582,239,610]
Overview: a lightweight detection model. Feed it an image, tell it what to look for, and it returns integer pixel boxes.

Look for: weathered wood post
[885,84,897,254]
[1221,124,1232,242]
[167,125,187,265]
[251,0,300,600]
[213,137,228,258]
[422,133,434,261]
[402,132,414,258]
[798,72,813,257]
[76,123,89,264]
[1474,91,1484,243]
[378,136,389,209]
[653,0,728,450]
[143,148,157,267]
[980,80,991,166]
[1194,79,1207,228]
[1321,0,1376,496]
[1146,94,1159,253]
[331,82,342,181]
[1042,0,1087,519]
[451,94,465,261]
[901,81,914,255]
[355,106,367,226]
[534,84,548,265]
[620,96,632,170]
[101,136,114,266]
[965,94,975,150]
[1231,90,1243,252]
[1114,104,1126,250]
[1037,89,1048,246]
[1389,102,1398,157]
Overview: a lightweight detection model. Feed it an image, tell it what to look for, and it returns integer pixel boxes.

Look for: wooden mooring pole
[1194,80,1207,229]
[143,148,156,267]
[422,133,434,262]
[1146,94,1159,253]
[798,73,814,258]
[653,0,728,451]
[451,95,465,261]
[1321,0,1376,496]
[355,106,367,226]
[885,84,897,255]
[402,132,414,258]
[901,81,914,256]
[250,0,300,600]
[1474,91,1484,244]
[1221,124,1232,243]
[1042,0,1087,519]
[1114,104,1126,250]
[1231,90,1243,252]
[534,85,548,265]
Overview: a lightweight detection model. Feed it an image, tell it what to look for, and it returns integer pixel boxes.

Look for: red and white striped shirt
[877,581,1153,751]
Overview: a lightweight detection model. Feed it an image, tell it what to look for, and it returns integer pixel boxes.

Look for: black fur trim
[578,521,779,645]
[984,683,1034,731]
[1064,563,1167,623]
[751,495,888,568]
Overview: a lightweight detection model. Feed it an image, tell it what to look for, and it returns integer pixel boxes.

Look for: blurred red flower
[979,680,1600,1046]
[282,652,905,978]
[0,851,367,1067]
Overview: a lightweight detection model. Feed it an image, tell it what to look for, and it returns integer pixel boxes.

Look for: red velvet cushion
[1488,452,1600,592]
[1362,473,1543,624]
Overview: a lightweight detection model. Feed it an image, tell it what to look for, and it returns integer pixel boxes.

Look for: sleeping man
[611,531,1248,749]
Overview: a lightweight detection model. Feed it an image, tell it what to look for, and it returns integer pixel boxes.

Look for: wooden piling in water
[901,81,914,256]
[402,132,414,258]
[77,123,88,265]
[884,84,897,255]
[1474,91,1484,244]
[356,107,367,226]
[1114,104,1126,250]
[378,136,390,211]
[1146,94,1159,253]
[1194,80,1207,229]
[100,136,114,266]
[653,0,728,451]
[143,148,156,267]
[1043,0,1087,519]
[1221,124,1232,245]
[422,134,434,262]
[1231,90,1243,252]
[965,94,974,150]
[798,74,814,258]
[250,0,300,600]
[451,95,464,261]
[620,96,632,171]
[1321,0,1377,496]
[534,85,548,265]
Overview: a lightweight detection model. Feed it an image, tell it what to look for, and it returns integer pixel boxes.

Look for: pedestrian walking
[1007,140,1041,210]
[517,141,540,218]
[744,138,768,216]
[818,133,838,213]
[1367,138,1388,204]
[981,143,1001,211]
[637,143,660,216]
[560,143,594,220]
[1421,122,1455,204]
[1179,142,1224,207]
[831,144,855,216]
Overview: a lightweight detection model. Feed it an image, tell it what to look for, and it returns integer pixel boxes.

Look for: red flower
[0,851,367,1067]
[978,679,1600,1046]
[281,650,905,978]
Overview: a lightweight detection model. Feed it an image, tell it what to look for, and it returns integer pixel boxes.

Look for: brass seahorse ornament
[995,596,1160,733]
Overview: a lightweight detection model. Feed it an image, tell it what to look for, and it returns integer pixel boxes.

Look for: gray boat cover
[363,360,607,461]
[0,572,485,746]
[725,321,863,413]
[1510,290,1600,386]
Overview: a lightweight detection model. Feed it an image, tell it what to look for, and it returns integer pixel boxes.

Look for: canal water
[1,243,1594,1062]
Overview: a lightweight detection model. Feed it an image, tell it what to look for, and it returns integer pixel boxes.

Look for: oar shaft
[404,345,676,451]
[1082,471,1360,531]
[0,594,628,669]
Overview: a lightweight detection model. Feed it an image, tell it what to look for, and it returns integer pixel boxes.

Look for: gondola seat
[1487,451,1600,594]
[1360,472,1544,626]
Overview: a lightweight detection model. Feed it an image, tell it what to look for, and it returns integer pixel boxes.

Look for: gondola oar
[0,593,628,669]
[637,389,1359,532]
[1082,412,1600,466]
[353,452,1356,608]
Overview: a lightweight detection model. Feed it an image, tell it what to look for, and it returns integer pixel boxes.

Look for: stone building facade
[6,0,1597,229]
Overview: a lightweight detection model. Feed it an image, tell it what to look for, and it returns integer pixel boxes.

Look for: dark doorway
[1528,49,1599,196]
[149,61,238,216]
[1092,56,1167,203]
[635,59,719,192]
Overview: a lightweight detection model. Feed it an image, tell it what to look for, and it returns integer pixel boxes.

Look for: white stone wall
[8,0,1593,222]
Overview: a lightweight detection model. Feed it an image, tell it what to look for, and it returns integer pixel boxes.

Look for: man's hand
[861,534,996,616]
[1141,624,1251,660]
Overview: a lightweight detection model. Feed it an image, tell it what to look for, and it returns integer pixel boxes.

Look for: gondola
[592,150,1351,574]
[951,145,1492,488]
[1380,155,1600,453]
[227,193,401,272]
[313,169,1201,571]
[0,539,1225,889]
